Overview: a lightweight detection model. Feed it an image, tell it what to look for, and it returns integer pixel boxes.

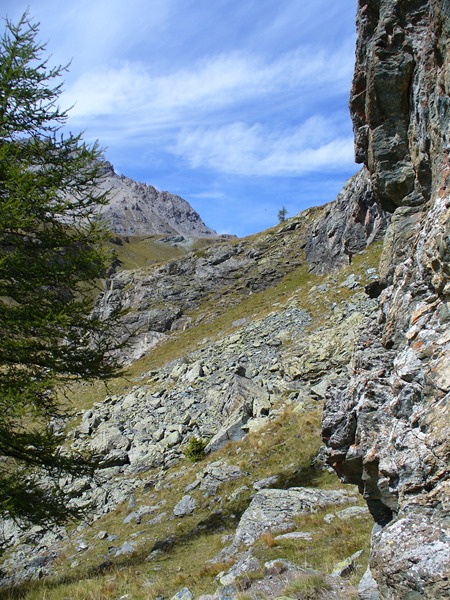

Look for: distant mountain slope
[94,162,217,238]
[93,167,387,365]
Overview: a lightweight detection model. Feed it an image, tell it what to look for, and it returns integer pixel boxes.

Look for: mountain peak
[95,162,217,238]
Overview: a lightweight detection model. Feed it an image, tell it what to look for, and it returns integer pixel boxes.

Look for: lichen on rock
[323,1,450,597]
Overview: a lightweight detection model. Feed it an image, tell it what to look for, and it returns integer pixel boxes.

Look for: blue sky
[2,1,360,237]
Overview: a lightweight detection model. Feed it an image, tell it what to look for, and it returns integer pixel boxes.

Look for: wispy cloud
[2,0,359,236]
[62,41,355,179]
[189,190,227,200]
[63,42,353,125]
[174,117,354,177]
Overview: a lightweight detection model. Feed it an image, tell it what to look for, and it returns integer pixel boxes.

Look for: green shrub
[185,437,207,462]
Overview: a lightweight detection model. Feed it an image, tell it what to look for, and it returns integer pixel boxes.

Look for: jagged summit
[94,162,217,238]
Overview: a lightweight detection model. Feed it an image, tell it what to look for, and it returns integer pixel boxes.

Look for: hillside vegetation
[0,176,385,599]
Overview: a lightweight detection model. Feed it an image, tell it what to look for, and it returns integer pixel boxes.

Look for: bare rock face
[350,0,447,213]
[323,1,450,598]
[94,163,217,238]
[304,166,389,274]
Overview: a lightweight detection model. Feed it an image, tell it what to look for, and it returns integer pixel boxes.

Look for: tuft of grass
[283,572,331,599]
[199,559,235,578]
[235,568,266,591]
[260,531,277,548]
[234,594,254,600]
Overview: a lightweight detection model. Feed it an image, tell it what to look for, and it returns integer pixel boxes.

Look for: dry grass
[1,228,384,598]
[4,529,231,600]
[260,531,277,548]
[283,572,331,599]
[198,559,235,578]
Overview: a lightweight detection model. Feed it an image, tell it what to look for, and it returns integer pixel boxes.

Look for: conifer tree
[277,206,288,223]
[0,12,120,528]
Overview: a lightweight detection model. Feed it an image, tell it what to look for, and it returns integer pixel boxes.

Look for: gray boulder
[170,587,194,600]
[358,566,380,600]
[227,487,357,550]
[173,495,196,518]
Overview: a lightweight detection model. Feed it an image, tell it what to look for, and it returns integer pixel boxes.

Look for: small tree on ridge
[278,206,288,223]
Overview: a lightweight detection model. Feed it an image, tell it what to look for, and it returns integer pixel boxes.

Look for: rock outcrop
[224,487,358,549]
[94,167,387,364]
[323,1,450,598]
[304,167,388,274]
[94,162,217,238]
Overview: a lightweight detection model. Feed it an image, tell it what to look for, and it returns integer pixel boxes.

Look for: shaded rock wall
[350,0,449,213]
[304,166,389,274]
[323,1,450,598]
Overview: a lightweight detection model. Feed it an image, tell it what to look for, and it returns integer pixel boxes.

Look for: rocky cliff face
[94,163,217,238]
[304,167,387,274]
[323,1,450,598]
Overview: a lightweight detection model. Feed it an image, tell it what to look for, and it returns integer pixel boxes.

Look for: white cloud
[2,0,359,237]
[173,118,355,177]
[189,190,227,200]
[59,20,356,183]
[63,42,353,126]
[5,0,172,73]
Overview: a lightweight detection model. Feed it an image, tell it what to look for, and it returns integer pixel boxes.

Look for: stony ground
[0,203,382,598]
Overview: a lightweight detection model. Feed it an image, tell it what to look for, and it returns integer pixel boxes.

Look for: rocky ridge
[323,1,450,598]
[94,162,217,238]
[94,167,387,364]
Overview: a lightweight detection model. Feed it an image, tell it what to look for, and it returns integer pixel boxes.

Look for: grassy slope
[5,407,373,600]
[107,235,218,271]
[1,221,383,600]
[70,238,382,413]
